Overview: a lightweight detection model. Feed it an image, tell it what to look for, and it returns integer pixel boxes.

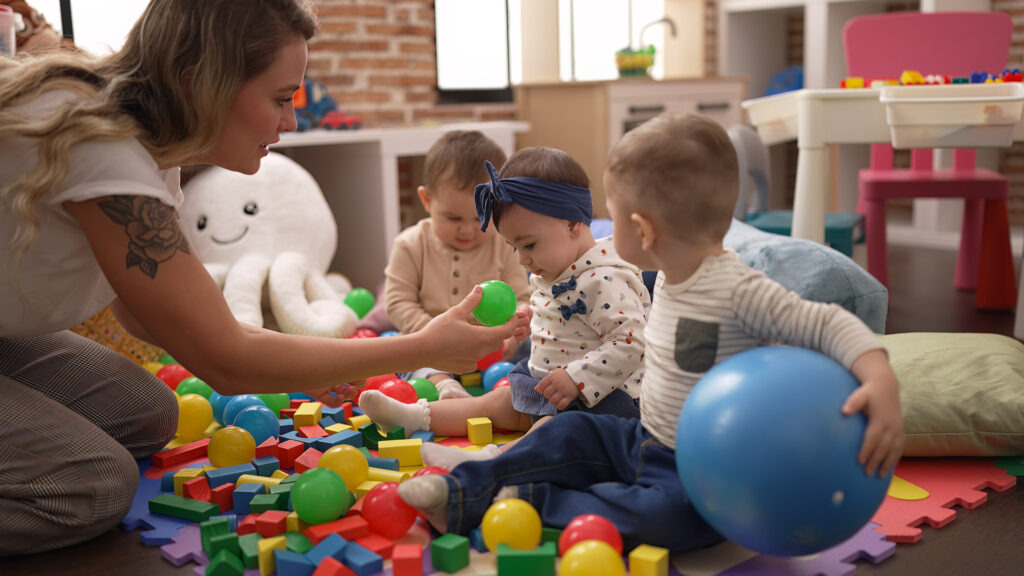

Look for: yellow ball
[481,498,541,551]
[176,393,212,440]
[318,445,368,492]
[559,540,625,576]
[143,361,165,375]
[208,426,256,468]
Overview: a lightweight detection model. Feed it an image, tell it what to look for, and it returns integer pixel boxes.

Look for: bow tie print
[560,298,588,321]
[551,275,577,298]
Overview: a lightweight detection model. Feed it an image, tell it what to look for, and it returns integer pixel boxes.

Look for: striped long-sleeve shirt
[641,250,884,448]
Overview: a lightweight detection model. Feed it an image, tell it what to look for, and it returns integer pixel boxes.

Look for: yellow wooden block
[628,544,669,576]
[377,438,423,467]
[347,414,372,429]
[325,422,353,434]
[367,467,412,483]
[355,480,381,499]
[466,417,493,445]
[271,469,290,480]
[460,372,482,387]
[258,535,286,575]
[286,510,308,533]
[293,401,323,428]
[173,467,206,496]
[201,465,217,473]
[236,474,282,489]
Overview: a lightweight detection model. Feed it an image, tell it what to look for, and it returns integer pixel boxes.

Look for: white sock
[358,390,430,436]
[435,378,472,400]
[493,485,519,504]
[421,442,501,471]
[397,475,450,532]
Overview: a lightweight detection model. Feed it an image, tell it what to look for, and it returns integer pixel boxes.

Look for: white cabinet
[516,77,747,218]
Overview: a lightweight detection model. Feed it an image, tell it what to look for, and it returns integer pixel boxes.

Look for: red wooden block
[182,477,212,502]
[256,509,290,538]
[344,495,364,517]
[210,482,235,514]
[298,425,328,439]
[293,448,323,474]
[276,440,305,469]
[236,514,259,536]
[356,533,394,559]
[311,557,358,576]
[280,408,297,420]
[303,515,370,545]
[391,544,423,576]
[290,399,307,409]
[152,437,211,468]
[255,436,279,458]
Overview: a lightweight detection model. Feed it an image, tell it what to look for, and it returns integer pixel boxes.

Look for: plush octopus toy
[180,152,358,338]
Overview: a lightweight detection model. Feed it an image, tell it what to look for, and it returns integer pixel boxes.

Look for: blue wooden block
[321,406,344,417]
[366,456,399,471]
[279,418,295,434]
[342,542,383,576]
[313,429,363,452]
[160,470,177,492]
[305,533,348,566]
[210,513,238,532]
[280,430,319,446]
[251,455,280,477]
[232,482,265,516]
[470,527,488,552]
[318,415,337,428]
[352,406,365,416]
[410,430,435,444]
[275,548,314,576]
[205,463,257,488]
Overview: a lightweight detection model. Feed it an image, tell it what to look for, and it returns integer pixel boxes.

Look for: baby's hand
[306,381,362,406]
[534,368,579,411]
[501,304,533,361]
[845,349,904,477]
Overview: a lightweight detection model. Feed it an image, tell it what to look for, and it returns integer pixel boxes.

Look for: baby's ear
[631,212,657,251]
[416,185,431,212]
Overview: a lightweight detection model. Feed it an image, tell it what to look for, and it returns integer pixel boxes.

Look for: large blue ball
[482,361,515,392]
[232,405,280,445]
[222,395,265,429]
[675,346,891,557]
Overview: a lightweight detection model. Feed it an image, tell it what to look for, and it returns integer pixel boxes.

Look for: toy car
[320,110,362,130]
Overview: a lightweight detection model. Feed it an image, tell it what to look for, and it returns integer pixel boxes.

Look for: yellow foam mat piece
[887,475,929,501]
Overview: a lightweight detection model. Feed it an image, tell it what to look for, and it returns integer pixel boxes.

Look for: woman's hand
[420,286,530,374]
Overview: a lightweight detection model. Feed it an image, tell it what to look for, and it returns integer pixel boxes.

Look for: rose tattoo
[98,196,190,278]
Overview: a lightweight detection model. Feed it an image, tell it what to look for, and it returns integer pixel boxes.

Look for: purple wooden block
[717,522,895,576]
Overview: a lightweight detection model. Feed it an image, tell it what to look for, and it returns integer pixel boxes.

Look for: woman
[0,0,526,555]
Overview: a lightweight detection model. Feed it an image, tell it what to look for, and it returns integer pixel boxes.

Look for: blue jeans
[441,411,722,553]
[508,359,641,421]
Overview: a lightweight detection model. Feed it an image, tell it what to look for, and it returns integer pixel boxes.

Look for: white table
[273,121,529,290]
[742,86,1023,336]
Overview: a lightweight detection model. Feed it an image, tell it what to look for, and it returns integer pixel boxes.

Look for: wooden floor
[1,244,1020,575]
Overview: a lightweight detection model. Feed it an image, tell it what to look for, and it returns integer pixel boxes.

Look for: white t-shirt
[1,90,183,337]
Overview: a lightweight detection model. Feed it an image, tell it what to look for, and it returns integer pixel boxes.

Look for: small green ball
[344,288,376,319]
[158,354,179,365]
[176,377,214,399]
[473,280,517,327]
[257,393,291,418]
[408,377,439,402]
[291,468,349,525]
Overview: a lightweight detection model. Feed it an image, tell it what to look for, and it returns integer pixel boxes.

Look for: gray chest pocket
[674,318,720,373]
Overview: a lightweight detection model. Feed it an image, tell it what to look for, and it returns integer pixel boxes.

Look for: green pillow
[882,332,1024,457]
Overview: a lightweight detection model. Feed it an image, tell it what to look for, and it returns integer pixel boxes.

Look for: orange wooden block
[303,515,370,545]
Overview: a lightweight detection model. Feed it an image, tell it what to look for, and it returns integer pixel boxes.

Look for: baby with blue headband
[357,146,650,467]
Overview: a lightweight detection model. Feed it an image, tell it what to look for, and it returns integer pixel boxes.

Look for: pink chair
[844,11,1018,309]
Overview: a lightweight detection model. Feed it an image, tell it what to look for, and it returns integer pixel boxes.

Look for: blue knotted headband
[474,161,593,232]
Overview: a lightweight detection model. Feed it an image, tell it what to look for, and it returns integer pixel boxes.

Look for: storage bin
[879,83,1024,148]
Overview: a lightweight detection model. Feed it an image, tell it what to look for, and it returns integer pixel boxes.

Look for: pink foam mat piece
[870,458,1017,543]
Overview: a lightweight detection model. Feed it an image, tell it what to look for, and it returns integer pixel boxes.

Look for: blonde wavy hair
[0,0,318,262]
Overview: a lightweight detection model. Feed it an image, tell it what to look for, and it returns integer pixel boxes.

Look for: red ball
[413,466,449,477]
[493,377,511,390]
[156,364,192,390]
[476,347,503,372]
[351,328,378,339]
[558,514,623,555]
[379,379,418,404]
[361,481,417,539]
[364,374,396,391]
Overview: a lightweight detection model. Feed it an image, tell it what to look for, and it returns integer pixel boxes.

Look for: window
[560,0,667,82]
[434,0,516,104]
[35,0,145,56]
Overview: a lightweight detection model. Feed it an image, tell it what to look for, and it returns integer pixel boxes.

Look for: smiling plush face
[180,152,337,271]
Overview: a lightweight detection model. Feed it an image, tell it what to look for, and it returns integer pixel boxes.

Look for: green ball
[158,354,179,365]
[175,377,214,399]
[408,377,439,402]
[291,468,349,525]
[257,393,291,419]
[473,280,517,327]
[344,288,376,319]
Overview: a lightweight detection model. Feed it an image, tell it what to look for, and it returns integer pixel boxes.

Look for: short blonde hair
[606,113,738,244]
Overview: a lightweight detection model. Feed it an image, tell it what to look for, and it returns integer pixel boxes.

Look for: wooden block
[255,437,279,458]
[355,532,394,559]
[152,437,211,468]
[628,544,670,576]
[392,544,423,576]
[293,401,323,427]
[347,414,371,430]
[182,476,212,502]
[324,422,353,434]
[367,467,411,484]
[298,424,328,439]
[431,533,469,573]
[496,542,556,576]
[173,467,205,496]
[236,473,282,489]
[256,509,290,538]
[276,440,305,469]
[257,535,286,576]
[377,439,423,467]
[311,557,357,576]
[303,515,370,545]
[292,447,323,473]
[210,482,235,514]
[148,493,219,523]
[466,417,492,445]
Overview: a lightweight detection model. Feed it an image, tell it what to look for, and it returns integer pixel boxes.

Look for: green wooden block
[357,446,372,459]
[199,517,232,555]
[280,473,300,484]
[284,531,313,553]
[431,533,470,573]
[248,492,288,513]
[237,533,261,569]
[208,532,240,560]
[496,542,556,576]
[148,493,219,523]
[540,526,562,546]
[269,482,294,495]
[206,548,245,576]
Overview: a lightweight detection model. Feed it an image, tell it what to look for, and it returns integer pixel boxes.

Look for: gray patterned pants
[0,331,177,557]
